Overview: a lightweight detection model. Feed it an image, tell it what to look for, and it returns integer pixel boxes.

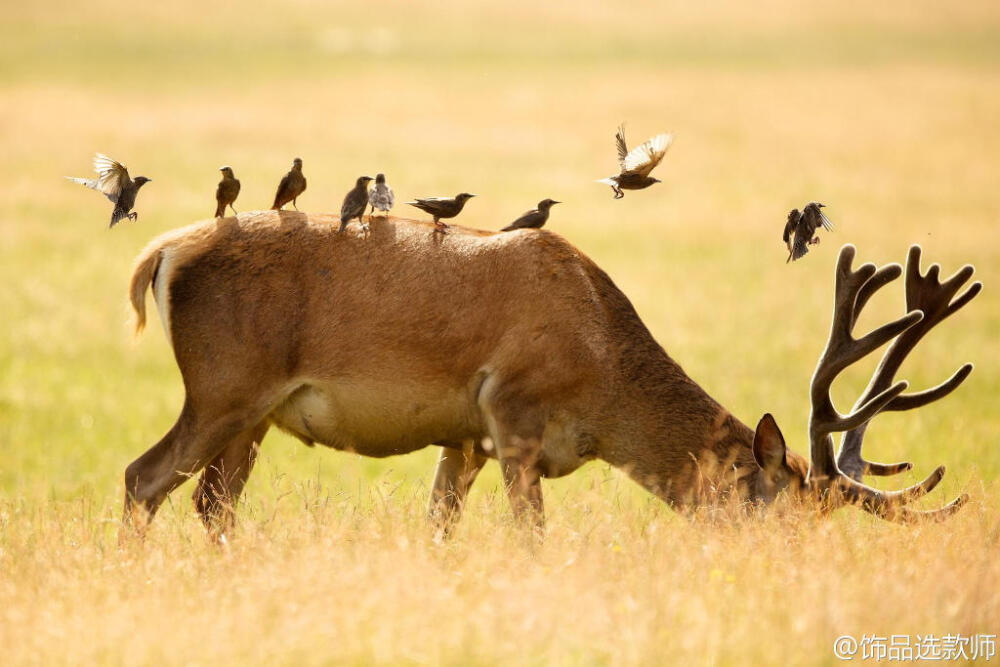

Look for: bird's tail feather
[214,202,225,218]
[66,176,97,190]
[595,178,618,186]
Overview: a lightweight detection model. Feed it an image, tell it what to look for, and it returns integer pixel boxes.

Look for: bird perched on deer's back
[406,193,476,232]
[214,166,241,218]
[783,201,834,263]
[597,124,673,199]
[340,176,374,232]
[501,199,560,232]
[66,153,151,228]
[272,158,306,211]
[368,173,394,217]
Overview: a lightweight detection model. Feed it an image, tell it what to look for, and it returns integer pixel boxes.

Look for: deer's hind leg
[123,395,274,537]
[193,420,270,535]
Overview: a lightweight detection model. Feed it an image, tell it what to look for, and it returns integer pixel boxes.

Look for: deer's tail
[129,241,166,336]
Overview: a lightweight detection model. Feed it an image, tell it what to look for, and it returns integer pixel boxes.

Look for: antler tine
[834,479,969,524]
[853,263,903,326]
[808,246,922,480]
[837,245,982,482]
[883,493,969,524]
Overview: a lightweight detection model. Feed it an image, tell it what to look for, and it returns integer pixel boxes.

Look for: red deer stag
[124,212,978,534]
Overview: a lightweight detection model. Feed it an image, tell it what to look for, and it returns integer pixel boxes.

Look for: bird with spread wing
[597,124,673,199]
[783,201,834,263]
[66,153,151,228]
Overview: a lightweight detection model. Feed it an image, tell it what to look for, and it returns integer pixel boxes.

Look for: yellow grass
[1,0,999,664]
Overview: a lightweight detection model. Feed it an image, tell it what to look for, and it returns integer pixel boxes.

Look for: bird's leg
[129,212,139,222]
[433,219,449,234]
[810,236,821,246]
[613,187,624,199]
[360,215,370,234]
[230,205,238,215]
[293,198,299,211]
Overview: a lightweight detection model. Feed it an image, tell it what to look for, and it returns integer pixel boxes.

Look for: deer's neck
[603,336,760,508]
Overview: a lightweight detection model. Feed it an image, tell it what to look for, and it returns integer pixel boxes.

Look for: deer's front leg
[497,438,544,530]
[428,440,488,537]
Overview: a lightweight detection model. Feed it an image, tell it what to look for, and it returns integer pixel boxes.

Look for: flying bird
[66,153,151,228]
[214,166,241,218]
[406,193,476,232]
[597,125,673,199]
[340,176,374,232]
[783,201,834,263]
[368,173,394,217]
[501,199,560,232]
[272,158,307,211]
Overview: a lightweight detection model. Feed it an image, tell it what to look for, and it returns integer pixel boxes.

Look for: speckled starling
[783,201,833,263]
[501,199,560,232]
[214,166,241,218]
[272,158,307,211]
[368,173,394,216]
[66,153,151,228]
[339,176,374,232]
[406,193,476,232]
[597,125,673,199]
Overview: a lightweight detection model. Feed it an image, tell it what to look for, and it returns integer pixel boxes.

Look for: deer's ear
[752,413,787,470]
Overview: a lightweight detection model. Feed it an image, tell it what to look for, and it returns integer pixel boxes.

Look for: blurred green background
[2,0,998,508]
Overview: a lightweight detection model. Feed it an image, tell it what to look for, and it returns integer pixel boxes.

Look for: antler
[808,245,980,522]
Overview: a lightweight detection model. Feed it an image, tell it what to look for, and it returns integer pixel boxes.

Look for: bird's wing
[273,174,291,204]
[782,209,800,248]
[819,211,834,231]
[622,133,674,177]
[385,185,394,207]
[504,210,539,231]
[782,219,795,246]
[92,154,130,197]
[615,125,628,169]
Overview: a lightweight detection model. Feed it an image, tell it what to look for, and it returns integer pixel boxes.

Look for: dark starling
[66,153,151,228]
[339,175,374,232]
[214,166,241,218]
[271,157,307,210]
[784,201,834,263]
[597,124,673,199]
[406,193,476,232]
[501,199,560,232]
[368,173,394,217]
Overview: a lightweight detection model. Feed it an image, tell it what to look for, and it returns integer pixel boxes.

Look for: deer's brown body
[127,211,793,530]
[125,211,974,533]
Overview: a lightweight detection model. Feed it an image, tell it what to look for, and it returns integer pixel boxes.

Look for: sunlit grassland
[1,1,999,664]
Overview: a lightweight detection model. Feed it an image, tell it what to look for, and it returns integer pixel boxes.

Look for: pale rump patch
[153,247,175,348]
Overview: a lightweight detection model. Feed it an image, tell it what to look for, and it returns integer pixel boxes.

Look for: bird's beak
[818,203,826,207]
[553,201,561,205]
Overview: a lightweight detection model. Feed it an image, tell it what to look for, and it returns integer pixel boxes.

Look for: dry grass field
[2,1,999,664]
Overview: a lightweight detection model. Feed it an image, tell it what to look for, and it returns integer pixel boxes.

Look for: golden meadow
[1,1,998,664]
